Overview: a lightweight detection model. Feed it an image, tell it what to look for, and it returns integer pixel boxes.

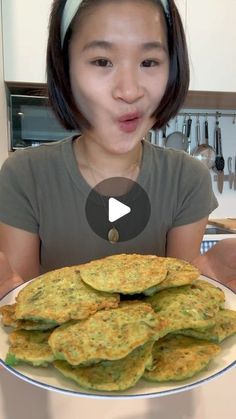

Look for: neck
[74,134,143,184]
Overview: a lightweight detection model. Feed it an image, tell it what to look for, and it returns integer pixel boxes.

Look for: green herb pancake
[15,266,120,324]
[143,335,220,382]
[143,257,200,295]
[0,304,57,330]
[5,329,54,367]
[54,341,154,391]
[0,304,17,326]
[49,301,166,366]
[174,309,236,343]
[78,254,167,294]
[144,280,224,333]
[194,279,225,307]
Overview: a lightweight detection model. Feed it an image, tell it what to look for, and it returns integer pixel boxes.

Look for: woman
[0,0,235,296]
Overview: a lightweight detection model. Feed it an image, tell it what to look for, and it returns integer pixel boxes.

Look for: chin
[109,138,142,155]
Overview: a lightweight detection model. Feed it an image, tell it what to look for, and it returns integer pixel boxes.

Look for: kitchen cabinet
[1,0,186,79]
[2,0,52,83]
[1,0,186,85]
[175,0,186,28]
[1,0,236,92]
[186,0,236,92]
[1,0,185,83]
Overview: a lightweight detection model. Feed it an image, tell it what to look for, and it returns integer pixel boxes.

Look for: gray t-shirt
[0,138,218,273]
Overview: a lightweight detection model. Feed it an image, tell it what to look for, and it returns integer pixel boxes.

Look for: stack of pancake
[1,254,236,392]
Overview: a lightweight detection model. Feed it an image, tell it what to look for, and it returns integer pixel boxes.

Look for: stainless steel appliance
[9,94,76,150]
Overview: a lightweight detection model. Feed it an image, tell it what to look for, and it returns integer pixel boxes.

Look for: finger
[226,279,236,293]
[0,274,24,300]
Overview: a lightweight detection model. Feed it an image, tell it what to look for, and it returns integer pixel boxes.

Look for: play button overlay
[108,198,131,222]
[85,177,151,242]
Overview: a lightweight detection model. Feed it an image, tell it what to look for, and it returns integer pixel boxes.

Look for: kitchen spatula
[214,121,225,171]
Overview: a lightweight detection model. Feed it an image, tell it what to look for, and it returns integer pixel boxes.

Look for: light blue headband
[61,0,171,47]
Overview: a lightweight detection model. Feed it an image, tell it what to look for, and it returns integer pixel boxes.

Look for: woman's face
[69,0,169,154]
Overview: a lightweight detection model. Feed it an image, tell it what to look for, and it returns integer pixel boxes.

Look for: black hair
[46,0,189,130]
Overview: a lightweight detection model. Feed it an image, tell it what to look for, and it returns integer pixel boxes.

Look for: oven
[9,94,76,150]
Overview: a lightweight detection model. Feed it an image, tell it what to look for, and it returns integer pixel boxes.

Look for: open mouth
[118,113,141,133]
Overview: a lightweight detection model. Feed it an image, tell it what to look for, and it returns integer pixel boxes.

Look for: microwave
[9,94,77,150]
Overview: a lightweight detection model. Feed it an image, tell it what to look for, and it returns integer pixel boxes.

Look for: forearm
[0,252,24,299]
[0,274,24,299]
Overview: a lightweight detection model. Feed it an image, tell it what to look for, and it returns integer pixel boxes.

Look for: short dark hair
[46,0,189,131]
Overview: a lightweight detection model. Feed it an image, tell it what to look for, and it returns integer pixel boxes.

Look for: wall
[0,1,8,166]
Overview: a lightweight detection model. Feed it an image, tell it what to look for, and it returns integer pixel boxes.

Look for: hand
[194,239,236,291]
[0,252,24,299]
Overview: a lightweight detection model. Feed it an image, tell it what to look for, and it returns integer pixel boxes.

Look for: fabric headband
[61,0,171,47]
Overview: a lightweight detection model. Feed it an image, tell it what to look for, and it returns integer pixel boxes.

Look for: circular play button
[85,177,151,242]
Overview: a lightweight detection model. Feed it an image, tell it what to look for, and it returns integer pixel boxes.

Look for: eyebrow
[82,40,168,53]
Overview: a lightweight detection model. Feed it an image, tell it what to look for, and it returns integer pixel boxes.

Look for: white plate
[0,276,235,399]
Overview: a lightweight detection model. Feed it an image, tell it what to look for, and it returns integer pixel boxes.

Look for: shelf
[5,82,236,111]
[184,91,236,110]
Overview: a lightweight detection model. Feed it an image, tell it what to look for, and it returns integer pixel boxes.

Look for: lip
[118,112,142,133]
[118,112,142,122]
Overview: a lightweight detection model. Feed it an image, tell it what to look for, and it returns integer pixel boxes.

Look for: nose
[112,66,145,104]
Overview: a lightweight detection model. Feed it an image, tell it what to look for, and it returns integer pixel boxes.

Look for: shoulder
[13,137,72,161]
[1,137,73,173]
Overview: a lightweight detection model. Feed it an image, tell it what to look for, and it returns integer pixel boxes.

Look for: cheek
[150,70,169,105]
[70,63,89,107]
[70,73,93,113]
[73,84,112,124]
[71,71,104,107]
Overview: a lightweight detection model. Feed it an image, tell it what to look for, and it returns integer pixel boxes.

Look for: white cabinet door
[186,0,236,92]
[175,0,186,28]
[3,0,235,92]
[1,0,187,84]
[2,0,52,83]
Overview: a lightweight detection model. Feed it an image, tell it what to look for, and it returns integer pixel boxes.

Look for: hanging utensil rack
[178,111,236,120]
[178,111,236,191]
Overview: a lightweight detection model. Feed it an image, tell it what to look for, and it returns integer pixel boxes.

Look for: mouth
[118,112,142,133]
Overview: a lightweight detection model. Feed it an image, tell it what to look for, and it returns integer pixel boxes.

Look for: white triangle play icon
[108,197,131,223]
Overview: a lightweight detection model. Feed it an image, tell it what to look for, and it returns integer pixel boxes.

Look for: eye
[141,59,159,67]
[91,59,112,67]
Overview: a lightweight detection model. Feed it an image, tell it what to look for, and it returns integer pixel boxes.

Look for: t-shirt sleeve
[171,154,218,227]
[0,152,39,233]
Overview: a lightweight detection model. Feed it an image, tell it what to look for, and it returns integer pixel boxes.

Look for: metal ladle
[192,114,216,169]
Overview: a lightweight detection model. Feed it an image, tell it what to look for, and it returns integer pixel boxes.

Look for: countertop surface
[208,219,236,231]
[0,365,235,419]
[203,233,236,241]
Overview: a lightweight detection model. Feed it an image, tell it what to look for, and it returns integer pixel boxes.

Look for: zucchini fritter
[15,266,120,324]
[0,304,19,327]
[0,303,57,330]
[145,280,223,332]
[49,302,165,366]
[78,254,167,294]
[195,280,225,307]
[143,257,200,295]
[143,335,220,382]
[5,329,54,367]
[54,341,154,391]
[174,309,236,343]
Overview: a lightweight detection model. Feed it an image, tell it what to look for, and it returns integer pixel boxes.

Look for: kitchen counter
[0,365,235,419]
[203,233,236,241]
